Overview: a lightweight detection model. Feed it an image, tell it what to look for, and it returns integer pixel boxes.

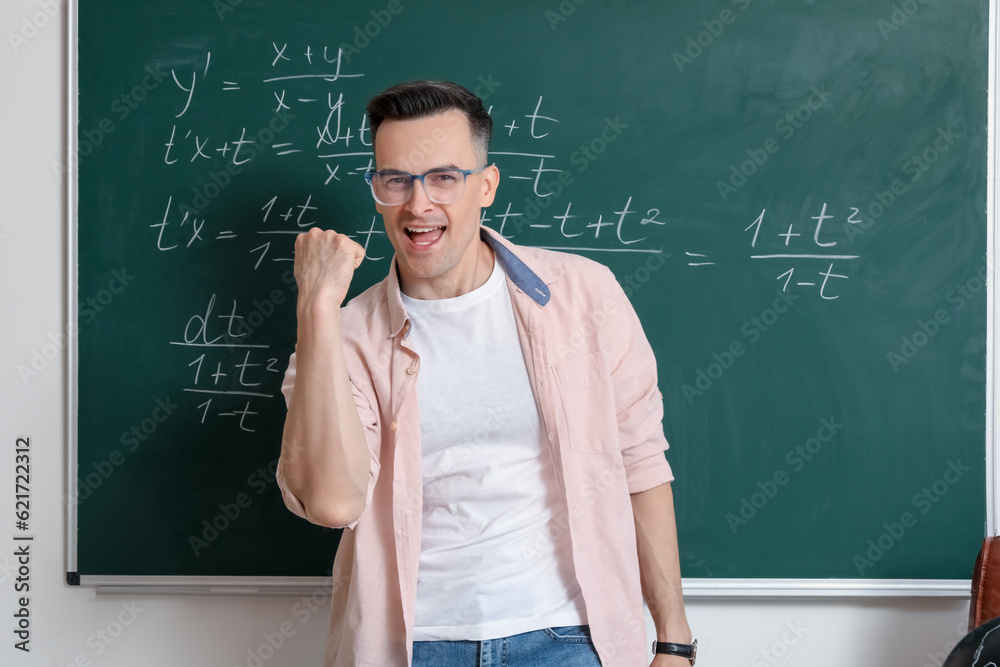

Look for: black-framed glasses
[364,165,488,206]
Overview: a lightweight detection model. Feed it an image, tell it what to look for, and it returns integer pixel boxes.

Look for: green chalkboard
[74,0,989,584]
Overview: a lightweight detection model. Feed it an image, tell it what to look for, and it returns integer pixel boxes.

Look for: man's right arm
[278,228,372,529]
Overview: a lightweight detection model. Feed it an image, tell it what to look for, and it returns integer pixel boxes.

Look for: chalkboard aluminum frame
[64,0,999,597]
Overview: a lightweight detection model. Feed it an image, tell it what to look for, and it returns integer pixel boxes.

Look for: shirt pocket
[552,351,617,454]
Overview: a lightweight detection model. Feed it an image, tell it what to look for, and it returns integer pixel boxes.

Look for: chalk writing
[150,41,675,429]
[171,295,286,431]
[745,206,862,300]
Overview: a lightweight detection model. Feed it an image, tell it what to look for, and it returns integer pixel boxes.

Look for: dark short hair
[366,80,492,162]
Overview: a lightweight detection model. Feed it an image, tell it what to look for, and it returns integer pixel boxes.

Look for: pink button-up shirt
[278,226,673,667]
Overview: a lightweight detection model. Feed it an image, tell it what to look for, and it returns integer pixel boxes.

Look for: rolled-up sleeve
[276,351,382,530]
[605,277,674,494]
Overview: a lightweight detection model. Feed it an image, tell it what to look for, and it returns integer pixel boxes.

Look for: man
[277,80,694,667]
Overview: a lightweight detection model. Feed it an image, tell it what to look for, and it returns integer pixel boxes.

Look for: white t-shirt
[401,259,585,641]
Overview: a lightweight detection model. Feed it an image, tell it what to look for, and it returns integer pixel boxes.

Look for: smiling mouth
[405,226,445,246]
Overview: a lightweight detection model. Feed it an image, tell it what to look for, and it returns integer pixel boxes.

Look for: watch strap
[652,639,697,664]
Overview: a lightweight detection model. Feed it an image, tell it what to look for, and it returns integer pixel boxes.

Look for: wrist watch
[652,639,697,664]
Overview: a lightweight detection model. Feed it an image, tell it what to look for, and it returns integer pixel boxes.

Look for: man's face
[373,109,499,297]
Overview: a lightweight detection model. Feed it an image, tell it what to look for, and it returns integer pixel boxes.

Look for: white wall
[0,2,977,666]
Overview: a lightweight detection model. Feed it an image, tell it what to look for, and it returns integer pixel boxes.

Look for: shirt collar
[385,225,552,339]
[479,226,551,307]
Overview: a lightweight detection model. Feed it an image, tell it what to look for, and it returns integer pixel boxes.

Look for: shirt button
[406,364,418,375]
[390,421,398,431]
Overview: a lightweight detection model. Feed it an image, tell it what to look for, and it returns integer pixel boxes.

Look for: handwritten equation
[145,41,866,429]
[169,294,290,432]
[742,205,861,300]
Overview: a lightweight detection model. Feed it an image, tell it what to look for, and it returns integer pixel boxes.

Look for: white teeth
[405,226,444,246]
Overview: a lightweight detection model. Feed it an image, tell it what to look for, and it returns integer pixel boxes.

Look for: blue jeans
[412,625,603,667]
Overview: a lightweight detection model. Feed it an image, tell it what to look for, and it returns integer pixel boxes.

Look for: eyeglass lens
[372,169,468,205]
